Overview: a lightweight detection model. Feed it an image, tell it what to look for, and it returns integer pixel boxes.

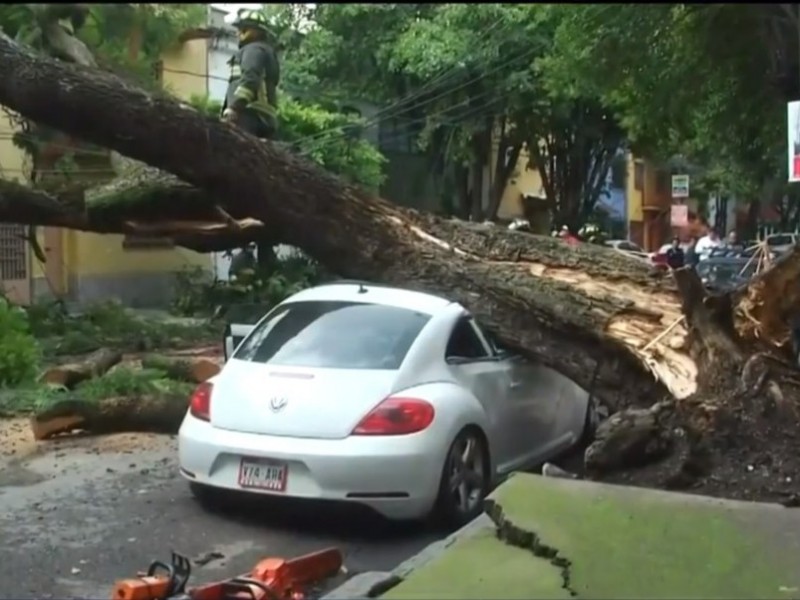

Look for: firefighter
[221,9,280,140]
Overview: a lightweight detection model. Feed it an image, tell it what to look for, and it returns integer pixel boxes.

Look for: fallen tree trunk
[1,34,800,497]
[39,348,122,389]
[141,355,221,384]
[0,34,690,407]
[29,393,189,440]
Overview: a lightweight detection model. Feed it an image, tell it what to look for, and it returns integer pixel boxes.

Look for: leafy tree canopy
[542,4,787,198]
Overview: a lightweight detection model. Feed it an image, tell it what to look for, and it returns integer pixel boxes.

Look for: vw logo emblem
[269,396,288,412]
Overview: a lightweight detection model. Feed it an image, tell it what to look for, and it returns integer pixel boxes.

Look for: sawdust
[0,417,172,466]
[0,418,38,460]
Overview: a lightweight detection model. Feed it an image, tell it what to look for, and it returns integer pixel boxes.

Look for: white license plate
[238,458,287,492]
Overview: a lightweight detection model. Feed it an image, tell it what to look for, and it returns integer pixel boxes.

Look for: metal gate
[0,224,30,304]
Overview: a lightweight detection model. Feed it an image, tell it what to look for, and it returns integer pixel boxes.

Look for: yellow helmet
[232,9,272,36]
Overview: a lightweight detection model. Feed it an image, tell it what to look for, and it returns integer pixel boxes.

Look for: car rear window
[233,300,430,370]
[767,235,795,246]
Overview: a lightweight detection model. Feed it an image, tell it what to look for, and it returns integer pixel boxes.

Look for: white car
[178,281,597,526]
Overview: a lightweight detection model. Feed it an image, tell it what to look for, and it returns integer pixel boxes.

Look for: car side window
[446,318,490,361]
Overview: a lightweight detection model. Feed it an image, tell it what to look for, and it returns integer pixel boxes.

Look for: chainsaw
[112,548,344,600]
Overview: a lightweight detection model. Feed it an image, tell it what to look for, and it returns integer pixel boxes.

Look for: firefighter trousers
[236,109,276,140]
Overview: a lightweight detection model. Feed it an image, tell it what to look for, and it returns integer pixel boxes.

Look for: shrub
[0,298,40,386]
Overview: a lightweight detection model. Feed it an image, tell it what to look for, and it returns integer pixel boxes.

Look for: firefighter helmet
[232,9,272,35]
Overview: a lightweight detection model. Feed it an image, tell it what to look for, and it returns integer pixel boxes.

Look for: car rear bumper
[178,414,443,520]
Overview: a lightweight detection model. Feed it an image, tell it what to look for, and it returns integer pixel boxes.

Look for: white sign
[670,204,688,228]
[671,174,690,199]
[789,101,800,183]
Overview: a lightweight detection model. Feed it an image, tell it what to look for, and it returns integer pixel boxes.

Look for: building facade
[0,34,214,307]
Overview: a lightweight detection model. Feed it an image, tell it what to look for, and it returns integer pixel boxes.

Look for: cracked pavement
[0,422,440,600]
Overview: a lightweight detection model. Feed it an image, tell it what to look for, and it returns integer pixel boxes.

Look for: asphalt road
[0,424,441,600]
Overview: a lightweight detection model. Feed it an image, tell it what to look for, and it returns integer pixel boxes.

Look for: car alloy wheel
[436,430,488,526]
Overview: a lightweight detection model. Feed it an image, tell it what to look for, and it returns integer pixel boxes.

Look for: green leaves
[279,99,387,190]
[543,3,787,195]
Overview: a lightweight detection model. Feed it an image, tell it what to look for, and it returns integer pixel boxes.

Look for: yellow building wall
[0,115,32,304]
[492,144,545,220]
[626,154,643,223]
[71,38,212,278]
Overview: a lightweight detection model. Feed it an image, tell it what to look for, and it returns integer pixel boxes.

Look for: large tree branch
[0,176,268,252]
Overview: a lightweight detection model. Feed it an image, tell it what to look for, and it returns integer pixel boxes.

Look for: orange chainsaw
[112,548,344,600]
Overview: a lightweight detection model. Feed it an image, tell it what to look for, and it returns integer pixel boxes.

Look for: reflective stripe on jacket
[225,40,279,120]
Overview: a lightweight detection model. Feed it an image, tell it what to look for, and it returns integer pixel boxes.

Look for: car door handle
[509,380,523,390]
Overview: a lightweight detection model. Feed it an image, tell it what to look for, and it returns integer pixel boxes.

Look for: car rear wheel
[433,429,489,529]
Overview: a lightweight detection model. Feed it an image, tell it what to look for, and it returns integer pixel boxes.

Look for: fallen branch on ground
[140,355,221,384]
[39,348,122,389]
[29,393,190,440]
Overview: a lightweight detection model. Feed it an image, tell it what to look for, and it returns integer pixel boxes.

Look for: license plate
[238,458,287,492]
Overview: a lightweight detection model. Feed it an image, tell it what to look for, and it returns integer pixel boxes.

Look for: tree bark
[39,348,122,389]
[29,393,189,440]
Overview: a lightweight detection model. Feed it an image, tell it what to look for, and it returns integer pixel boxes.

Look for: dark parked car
[696,257,756,292]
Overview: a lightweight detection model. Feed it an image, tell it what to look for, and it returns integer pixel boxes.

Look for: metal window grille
[0,224,27,280]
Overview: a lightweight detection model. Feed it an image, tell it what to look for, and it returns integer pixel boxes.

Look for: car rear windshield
[233,300,431,370]
[767,235,795,246]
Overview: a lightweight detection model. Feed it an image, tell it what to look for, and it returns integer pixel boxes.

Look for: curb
[322,514,494,599]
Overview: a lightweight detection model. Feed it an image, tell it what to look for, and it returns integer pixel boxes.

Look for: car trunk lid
[210,360,396,439]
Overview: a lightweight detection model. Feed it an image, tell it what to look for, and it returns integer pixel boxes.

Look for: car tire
[189,482,231,511]
[432,428,490,529]
[579,397,600,446]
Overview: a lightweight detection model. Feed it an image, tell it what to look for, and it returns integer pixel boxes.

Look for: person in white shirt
[695,228,721,261]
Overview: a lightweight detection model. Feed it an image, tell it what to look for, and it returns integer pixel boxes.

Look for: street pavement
[0,424,440,599]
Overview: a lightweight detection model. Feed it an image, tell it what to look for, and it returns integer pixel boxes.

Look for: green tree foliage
[188,94,386,191]
[542,4,786,200]
[285,3,623,226]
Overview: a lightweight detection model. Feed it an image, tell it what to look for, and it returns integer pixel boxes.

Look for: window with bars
[0,224,28,280]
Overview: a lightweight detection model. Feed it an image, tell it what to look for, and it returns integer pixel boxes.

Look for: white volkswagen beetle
[178,281,597,526]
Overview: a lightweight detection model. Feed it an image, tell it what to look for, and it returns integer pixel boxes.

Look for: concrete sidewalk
[378,474,800,599]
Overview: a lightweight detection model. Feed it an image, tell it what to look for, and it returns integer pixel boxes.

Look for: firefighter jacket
[224,40,280,124]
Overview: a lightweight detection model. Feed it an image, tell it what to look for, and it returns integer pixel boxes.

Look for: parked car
[605,239,644,253]
[765,233,797,256]
[696,257,756,292]
[179,281,598,526]
[604,239,649,262]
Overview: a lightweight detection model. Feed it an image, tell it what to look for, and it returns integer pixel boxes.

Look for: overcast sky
[210,3,264,21]
[210,3,316,31]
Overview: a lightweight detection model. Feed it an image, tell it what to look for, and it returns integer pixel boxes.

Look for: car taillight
[190,382,213,421]
[352,397,435,436]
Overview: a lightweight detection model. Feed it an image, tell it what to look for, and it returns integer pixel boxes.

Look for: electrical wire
[159,15,535,152]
